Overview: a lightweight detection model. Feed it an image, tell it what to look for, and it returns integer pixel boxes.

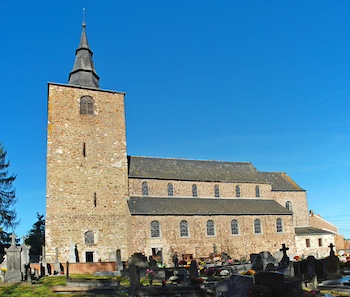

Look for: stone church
[45,22,335,265]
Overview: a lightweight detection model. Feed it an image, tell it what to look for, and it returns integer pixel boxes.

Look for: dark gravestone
[189,260,198,280]
[255,271,284,297]
[177,268,188,284]
[279,244,290,266]
[229,274,254,297]
[129,263,141,296]
[250,254,263,272]
[325,243,341,280]
[5,233,22,283]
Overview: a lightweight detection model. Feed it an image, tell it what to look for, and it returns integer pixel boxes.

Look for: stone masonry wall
[46,83,130,263]
[130,214,296,266]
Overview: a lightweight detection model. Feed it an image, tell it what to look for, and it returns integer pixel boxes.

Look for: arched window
[80,96,94,115]
[235,185,241,197]
[254,219,262,234]
[180,220,189,237]
[231,219,239,235]
[214,185,220,198]
[206,220,215,236]
[276,218,283,233]
[285,201,293,211]
[255,186,260,197]
[142,182,149,196]
[192,184,198,197]
[84,231,94,246]
[150,221,160,238]
[168,183,174,196]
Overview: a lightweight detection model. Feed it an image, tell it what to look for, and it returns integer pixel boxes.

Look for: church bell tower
[45,21,130,263]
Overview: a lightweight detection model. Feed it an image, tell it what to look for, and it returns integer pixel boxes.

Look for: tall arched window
[84,231,94,246]
[255,186,260,197]
[80,96,94,115]
[254,219,262,234]
[180,220,189,237]
[214,185,220,198]
[150,221,160,238]
[276,218,283,233]
[192,184,198,197]
[231,219,239,235]
[142,182,149,196]
[235,185,241,197]
[168,183,174,196]
[206,220,215,236]
[285,201,293,211]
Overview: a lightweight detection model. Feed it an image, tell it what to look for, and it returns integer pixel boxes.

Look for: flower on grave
[169,275,178,283]
[294,255,300,261]
[303,290,319,296]
[246,269,256,276]
[219,269,230,276]
[204,267,216,276]
[146,269,155,280]
[178,260,187,266]
[227,259,234,264]
[0,268,6,275]
[213,256,221,262]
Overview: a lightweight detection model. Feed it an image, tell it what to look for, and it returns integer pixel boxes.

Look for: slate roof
[128,197,293,216]
[295,227,333,235]
[128,156,304,191]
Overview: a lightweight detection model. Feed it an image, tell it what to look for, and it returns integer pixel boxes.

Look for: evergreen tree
[0,142,17,243]
[25,213,45,256]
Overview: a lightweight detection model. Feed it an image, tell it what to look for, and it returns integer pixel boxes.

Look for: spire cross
[82,8,86,27]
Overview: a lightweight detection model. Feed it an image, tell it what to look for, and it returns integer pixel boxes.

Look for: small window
[318,238,323,247]
[231,219,239,235]
[306,238,311,247]
[214,185,220,198]
[84,231,94,246]
[235,185,240,197]
[285,201,293,211]
[142,182,149,196]
[180,220,189,237]
[80,96,94,115]
[276,218,283,233]
[254,219,261,234]
[151,220,160,238]
[255,186,260,197]
[168,183,174,196]
[206,220,215,236]
[94,192,97,207]
[192,184,198,197]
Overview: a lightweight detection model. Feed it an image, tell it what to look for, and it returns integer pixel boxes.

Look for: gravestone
[177,268,188,284]
[250,254,263,272]
[53,248,61,274]
[189,260,198,280]
[129,263,141,296]
[40,245,48,276]
[228,274,254,297]
[20,241,30,278]
[325,243,341,279]
[116,249,122,276]
[5,233,22,282]
[254,271,284,297]
[69,241,76,263]
[279,244,290,266]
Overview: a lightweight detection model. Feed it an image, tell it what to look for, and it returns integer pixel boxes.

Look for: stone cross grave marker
[5,233,22,282]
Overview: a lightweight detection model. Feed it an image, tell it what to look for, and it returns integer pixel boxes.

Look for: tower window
[255,186,260,197]
[150,220,160,238]
[318,238,323,247]
[231,219,239,235]
[254,219,262,234]
[235,185,240,197]
[83,142,86,157]
[306,238,311,247]
[80,96,94,115]
[180,220,189,237]
[168,183,174,196]
[214,185,220,198]
[276,218,283,233]
[192,184,198,197]
[142,182,149,196]
[206,220,215,236]
[84,231,94,246]
[285,201,293,211]
[94,192,97,207]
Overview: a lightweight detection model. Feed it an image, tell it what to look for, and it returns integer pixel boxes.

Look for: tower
[45,22,130,263]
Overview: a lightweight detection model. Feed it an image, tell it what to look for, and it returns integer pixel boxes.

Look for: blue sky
[1,1,350,240]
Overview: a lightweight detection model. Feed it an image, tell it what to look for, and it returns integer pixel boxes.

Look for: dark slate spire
[68,20,100,88]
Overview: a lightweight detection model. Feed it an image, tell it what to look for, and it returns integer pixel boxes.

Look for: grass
[0,275,129,297]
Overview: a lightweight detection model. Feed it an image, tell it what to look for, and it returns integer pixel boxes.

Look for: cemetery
[0,234,350,296]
